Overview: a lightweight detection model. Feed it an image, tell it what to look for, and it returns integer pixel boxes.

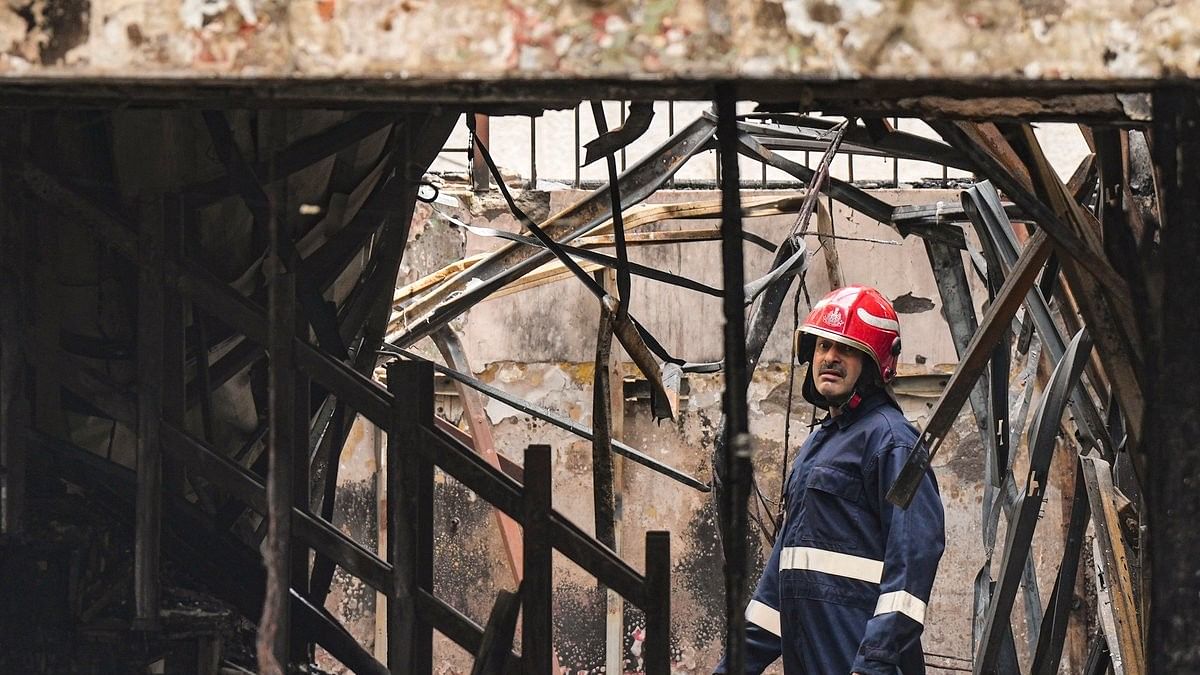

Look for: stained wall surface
[0,0,1195,83]
[323,187,1076,673]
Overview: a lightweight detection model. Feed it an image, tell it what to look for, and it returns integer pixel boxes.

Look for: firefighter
[717,285,946,674]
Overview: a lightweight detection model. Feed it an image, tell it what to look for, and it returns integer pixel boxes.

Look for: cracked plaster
[0,0,1193,81]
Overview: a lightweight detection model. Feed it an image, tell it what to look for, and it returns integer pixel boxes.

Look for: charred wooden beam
[337,116,459,355]
[384,349,707,491]
[185,112,396,206]
[470,113,490,192]
[259,110,296,674]
[201,110,348,362]
[291,317,312,662]
[921,237,991,469]
[592,300,618,550]
[32,367,512,672]
[31,428,389,675]
[1002,123,1144,447]
[1147,85,1200,675]
[134,197,167,630]
[741,114,973,171]
[930,121,1127,298]
[387,359,435,674]
[935,121,1144,451]
[889,229,1052,508]
[162,193,189,554]
[962,204,1045,652]
[1031,461,1091,675]
[960,181,1113,454]
[588,98,634,553]
[310,112,457,609]
[798,93,1153,124]
[160,422,391,594]
[391,113,717,348]
[417,422,649,604]
[469,590,521,675]
[185,337,261,408]
[335,120,434,348]
[974,330,1091,674]
[712,233,808,544]
[434,328,525,579]
[1082,453,1145,675]
[523,444,554,675]
[716,85,752,675]
[734,131,894,224]
[0,177,27,535]
[433,416,524,483]
[1094,128,1146,291]
[416,588,520,670]
[815,200,845,288]
[643,531,672,675]
[463,115,678,420]
[0,78,1156,118]
[300,157,405,288]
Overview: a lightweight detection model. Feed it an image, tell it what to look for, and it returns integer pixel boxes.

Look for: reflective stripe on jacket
[717,391,945,674]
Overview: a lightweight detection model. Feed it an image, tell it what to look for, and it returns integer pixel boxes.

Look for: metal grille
[432,101,973,191]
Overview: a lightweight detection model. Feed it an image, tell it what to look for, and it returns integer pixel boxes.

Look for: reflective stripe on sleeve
[745,599,782,637]
[874,590,927,624]
[779,547,884,583]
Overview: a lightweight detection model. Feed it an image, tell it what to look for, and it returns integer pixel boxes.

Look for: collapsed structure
[0,2,1197,674]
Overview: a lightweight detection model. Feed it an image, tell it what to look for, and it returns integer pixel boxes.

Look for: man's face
[812,337,865,403]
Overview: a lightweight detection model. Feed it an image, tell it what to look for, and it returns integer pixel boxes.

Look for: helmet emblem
[824,306,845,328]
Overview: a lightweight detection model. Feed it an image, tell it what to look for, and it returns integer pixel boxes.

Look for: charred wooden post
[260,112,297,674]
[591,295,618,551]
[716,83,752,675]
[522,443,554,675]
[134,197,167,630]
[643,530,672,675]
[291,311,311,663]
[921,238,992,472]
[261,259,297,671]
[595,267,627,675]
[0,167,26,535]
[470,589,522,675]
[387,359,435,674]
[1147,86,1200,675]
[589,97,632,556]
[162,193,187,516]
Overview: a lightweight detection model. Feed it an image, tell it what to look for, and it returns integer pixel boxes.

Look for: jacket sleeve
[852,441,946,675]
[714,529,784,674]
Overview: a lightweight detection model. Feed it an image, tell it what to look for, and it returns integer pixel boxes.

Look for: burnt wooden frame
[4,84,1176,672]
[18,152,676,674]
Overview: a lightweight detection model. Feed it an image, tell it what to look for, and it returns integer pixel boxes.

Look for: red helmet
[795,286,902,406]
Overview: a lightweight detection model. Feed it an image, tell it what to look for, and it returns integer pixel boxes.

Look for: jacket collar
[820,389,891,430]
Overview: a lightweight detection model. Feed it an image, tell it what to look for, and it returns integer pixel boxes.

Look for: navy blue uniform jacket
[718,391,945,674]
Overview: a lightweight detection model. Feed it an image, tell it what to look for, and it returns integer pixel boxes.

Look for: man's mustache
[819,364,846,377]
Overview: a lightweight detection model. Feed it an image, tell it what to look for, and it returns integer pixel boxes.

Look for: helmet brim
[798,325,885,376]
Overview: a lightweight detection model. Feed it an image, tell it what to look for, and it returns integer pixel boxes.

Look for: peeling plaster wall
[0,0,1195,81]
[322,188,1075,673]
